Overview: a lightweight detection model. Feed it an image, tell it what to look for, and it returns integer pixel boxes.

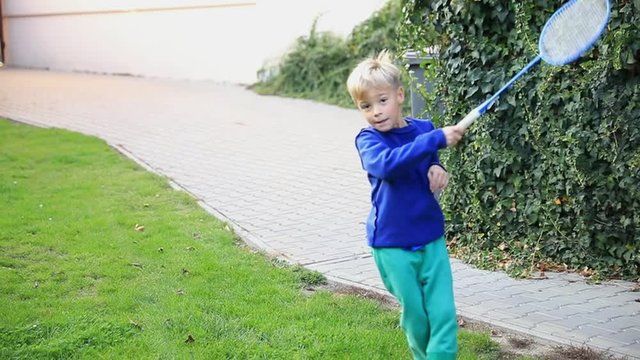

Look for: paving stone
[517,290,569,302]
[619,343,640,359]
[589,327,640,347]
[505,303,546,317]
[586,336,625,353]
[509,311,563,329]
[580,306,630,323]
[576,324,618,339]
[532,321,579,336]
[536,305,590,318]
[604,316,640,330]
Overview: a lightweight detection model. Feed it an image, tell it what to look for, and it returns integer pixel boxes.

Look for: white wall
[2,0,389,84]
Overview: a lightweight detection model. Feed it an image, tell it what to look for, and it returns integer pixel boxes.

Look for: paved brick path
[1,68,638,359]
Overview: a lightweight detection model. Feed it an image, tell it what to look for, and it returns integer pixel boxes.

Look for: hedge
[252,0,404,109]
[399,0,640,279]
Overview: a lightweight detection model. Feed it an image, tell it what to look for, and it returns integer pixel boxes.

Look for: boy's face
[356,86,405,132]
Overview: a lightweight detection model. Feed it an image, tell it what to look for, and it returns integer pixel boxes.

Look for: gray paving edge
[112,143,290,261]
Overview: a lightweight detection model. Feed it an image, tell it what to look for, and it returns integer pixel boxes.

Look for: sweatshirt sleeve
[355,128,447,180]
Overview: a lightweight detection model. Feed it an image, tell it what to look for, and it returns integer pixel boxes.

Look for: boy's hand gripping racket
[457,0,612,129]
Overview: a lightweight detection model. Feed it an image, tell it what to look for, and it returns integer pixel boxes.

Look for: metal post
[403,49,440,119]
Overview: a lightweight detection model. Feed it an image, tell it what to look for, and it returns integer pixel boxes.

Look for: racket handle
[457,108,481,130]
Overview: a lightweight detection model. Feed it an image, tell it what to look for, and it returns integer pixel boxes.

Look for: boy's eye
[360,104,371,110]
[380,98,388,103]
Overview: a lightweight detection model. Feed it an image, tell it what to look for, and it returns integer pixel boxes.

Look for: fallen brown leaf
[530,271,548,280]
[579,267,594,277]
[457,318,466,327]
[129,319,143,331]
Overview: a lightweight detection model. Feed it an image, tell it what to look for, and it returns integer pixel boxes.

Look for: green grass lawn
[0,118,532,359]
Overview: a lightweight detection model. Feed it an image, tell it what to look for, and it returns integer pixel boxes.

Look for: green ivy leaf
[465,86,479,98]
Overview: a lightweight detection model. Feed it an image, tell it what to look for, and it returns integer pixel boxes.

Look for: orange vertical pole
[0,0,5,63]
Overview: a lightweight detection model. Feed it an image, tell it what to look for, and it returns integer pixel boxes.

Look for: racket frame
[457,0,611,130]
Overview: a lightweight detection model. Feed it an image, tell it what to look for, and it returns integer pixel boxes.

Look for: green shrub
[252,0,405,109]
[400,0,640,280]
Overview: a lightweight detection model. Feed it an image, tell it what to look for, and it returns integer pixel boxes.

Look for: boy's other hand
[428,165,449,193]
[442,125,465,146]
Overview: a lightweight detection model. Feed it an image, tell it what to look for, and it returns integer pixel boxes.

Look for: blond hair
[346,50,402,104]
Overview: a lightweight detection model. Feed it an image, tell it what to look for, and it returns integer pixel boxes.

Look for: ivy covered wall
[400,0,640,279]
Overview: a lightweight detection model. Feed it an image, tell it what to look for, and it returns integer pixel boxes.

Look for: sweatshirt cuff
[435,128,447,149]
[430,162,447,172]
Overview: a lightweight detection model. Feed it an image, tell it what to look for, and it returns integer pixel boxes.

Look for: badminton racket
[457,0,611,129]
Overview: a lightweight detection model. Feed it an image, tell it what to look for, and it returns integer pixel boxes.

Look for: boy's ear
[397,86,405,103]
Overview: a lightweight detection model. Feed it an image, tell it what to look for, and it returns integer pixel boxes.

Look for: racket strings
[541,0,609,63]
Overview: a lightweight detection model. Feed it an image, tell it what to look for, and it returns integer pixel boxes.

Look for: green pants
[372,237,457,360]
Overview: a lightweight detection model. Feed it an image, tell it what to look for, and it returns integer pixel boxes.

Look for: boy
[347,50,465,360]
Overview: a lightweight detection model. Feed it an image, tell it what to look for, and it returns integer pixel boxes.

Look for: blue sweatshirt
[355,118,448,248]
